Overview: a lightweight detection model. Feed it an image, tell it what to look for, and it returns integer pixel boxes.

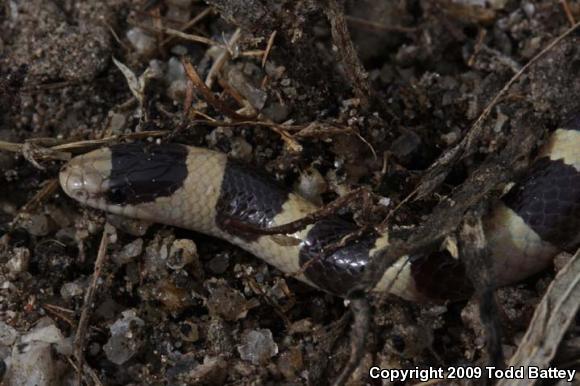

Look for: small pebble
[390,130,421,160]
[166,0,194,23]
[277,347,303,379]
[166,56,188,101]
[126,27,156,56]
[522,2,534,18]
[106,214,150,237]
[386,324,433,358]
[95,298,124,320]
[488,0,508,9]
[553,251,572,272]
[60,278,86,300]
[21,322,67,351]
[179,321,199,342]
[170,44,188,56]
[206,281,249,321]
[264,63,285,79]
[21,214,52,236]
[167,239,198,270]
[207,253,230,274]
[229,137,253,162]
[441,129,461,146]
[45,205,71,228]
[143,235,173,275]
[103,309,145,365]
[268,279,290,300]
[378,196,391,208]
[89,342,101,356]
[206,127,234,148]
[5,342,57,386]
[6,247,30,275]
[5,320,69,386]
[207,318,234,354]
[288,319,313,335]
[227,67,267,110]
[237,329,278,365]
[0,321,18,346]
[168,80,188,101]
[153,281,191,312]
[262,102,290,123]
[166,354,199,383]
[168,354,227,384]
[108,112,127,134]
[113,238,144,265]
[493,109,509,133]
[167,57,186,83]
[295,166,327,206]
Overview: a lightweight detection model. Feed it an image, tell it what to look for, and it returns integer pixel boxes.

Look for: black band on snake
[59,117,580,302]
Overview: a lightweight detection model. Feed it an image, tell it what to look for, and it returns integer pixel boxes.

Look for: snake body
[59,118,580,301]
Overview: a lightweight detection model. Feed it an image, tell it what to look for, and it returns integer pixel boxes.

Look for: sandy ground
[0,0,579,385]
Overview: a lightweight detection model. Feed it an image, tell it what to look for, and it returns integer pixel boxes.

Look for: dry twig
[0,140,22,153]
[366,121,538,293]
[261,30,277,68]
[141,24,223,47]
[205,28,242,88]
[415,21,580,199]
[50,130,169,152]
[73,225,113,385]
[560,0,576,26]
[0,130,169,160]
[324,0,372,108]
[66,356,105,386]
[295,122,377,159]
[460,213,504,370]
[161,7,213,47]
[332,298,370,386]
[42,304,76,327]
[181,57,249,120]
[13,179,60,222]
[345,15,417,33]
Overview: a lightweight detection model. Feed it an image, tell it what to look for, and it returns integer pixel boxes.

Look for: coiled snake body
[59,118,580,301]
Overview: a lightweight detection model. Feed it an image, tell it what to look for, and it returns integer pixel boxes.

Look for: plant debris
[1,0,580,385]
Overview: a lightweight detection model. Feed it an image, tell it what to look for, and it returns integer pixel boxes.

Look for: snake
[59,116,580,302]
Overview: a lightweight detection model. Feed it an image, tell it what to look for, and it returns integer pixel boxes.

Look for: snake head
[60,143,190,215]
[59,148,112,209]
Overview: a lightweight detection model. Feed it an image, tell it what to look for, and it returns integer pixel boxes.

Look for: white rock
[296,167,327,206]
[5,320,68,386]
[167,239,198,270]
[103,309,145,365]
[6,342,57,386]
[6,247,30,275]
[126,27,156,56]
[237,329,278,365]
[0,321,18,346]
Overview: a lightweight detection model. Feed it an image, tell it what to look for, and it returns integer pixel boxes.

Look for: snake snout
[59,151,111,206]
[59,163,89,203]
[60,162,103,204]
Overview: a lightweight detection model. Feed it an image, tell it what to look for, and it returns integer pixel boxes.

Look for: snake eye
[65,173,84,192]
[107,187,127,204]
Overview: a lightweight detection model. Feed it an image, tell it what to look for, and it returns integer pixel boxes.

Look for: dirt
[0,0,579,385]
